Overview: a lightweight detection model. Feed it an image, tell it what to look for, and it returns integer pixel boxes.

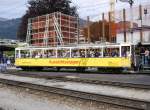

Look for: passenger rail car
[15,43,134,72]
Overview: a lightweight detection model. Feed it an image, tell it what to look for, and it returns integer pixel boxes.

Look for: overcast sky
[0,0,149,19]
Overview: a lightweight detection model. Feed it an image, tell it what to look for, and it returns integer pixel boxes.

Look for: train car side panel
[15,57,131,68]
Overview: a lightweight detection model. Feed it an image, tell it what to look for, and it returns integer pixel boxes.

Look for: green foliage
[4,51,15,57]
[17,0,77,41]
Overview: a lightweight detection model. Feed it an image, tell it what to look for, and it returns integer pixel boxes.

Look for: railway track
[0,73,150,110]
[4,70,150,90]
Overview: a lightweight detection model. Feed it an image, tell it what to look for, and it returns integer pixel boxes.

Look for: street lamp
[119,0,134,44]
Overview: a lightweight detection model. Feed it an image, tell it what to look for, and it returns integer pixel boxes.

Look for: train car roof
[15,43,132,50]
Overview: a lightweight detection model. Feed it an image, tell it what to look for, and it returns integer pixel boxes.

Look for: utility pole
[102,13,105,42]
[129,0,134,44]
[87,16,91,43]
[109,0,116,21]
[119,0,134,44]
[139,5,143,43]
[109,0,116,43]
[123,8,127,42]
[109,12,112,42]
[77,16,80,45]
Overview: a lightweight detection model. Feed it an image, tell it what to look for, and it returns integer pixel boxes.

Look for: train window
[86,48,102,58]
[20,50,30,58]
[71,48,87,58]
[44,49,56,58]
[121,46,131,57]
[15,50,20,58]
[79,49,86,58]
[32,50,43,58]
[86,48,93,58]
[71,49,80,58]
[103,47,119,57]
[57,48,70,58]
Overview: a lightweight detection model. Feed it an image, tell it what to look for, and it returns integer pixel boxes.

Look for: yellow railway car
[15,43,133,72]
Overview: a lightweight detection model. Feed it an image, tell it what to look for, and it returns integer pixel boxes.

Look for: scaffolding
[26,12,78,47]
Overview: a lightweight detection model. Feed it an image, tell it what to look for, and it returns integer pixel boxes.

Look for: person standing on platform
[140,47,145,65]
[144,48,150,66]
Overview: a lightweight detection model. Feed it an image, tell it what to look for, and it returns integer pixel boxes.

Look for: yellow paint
[15,57,131,67]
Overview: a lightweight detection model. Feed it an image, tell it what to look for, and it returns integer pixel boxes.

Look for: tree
[17,0,77,41]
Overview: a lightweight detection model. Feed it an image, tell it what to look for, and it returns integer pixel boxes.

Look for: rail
[0,73,150,110]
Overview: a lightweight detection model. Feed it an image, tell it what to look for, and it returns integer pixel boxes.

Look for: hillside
[0,18,21,39]
[0,17,8,21]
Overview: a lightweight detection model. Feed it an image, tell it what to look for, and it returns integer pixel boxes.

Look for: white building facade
[117,29,150,45]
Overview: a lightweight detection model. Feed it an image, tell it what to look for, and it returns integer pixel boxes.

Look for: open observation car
[15,43,137,72]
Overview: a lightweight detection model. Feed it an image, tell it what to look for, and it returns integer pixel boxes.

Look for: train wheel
[76,67,80,72]
[56,67,61,72]
[98,68,123,73]
[21,67,30,71]
[35,67,43,71]
[81,68,86,72]
[21,67,43,71]
[76,67,85,72]
[97,68,106,73]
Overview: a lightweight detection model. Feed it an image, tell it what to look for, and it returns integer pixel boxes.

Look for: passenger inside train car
[16,43,135,60]
[121,46,131,57]
[18,47,124,59]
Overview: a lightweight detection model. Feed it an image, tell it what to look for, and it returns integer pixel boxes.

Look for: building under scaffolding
[26,12,78,47]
